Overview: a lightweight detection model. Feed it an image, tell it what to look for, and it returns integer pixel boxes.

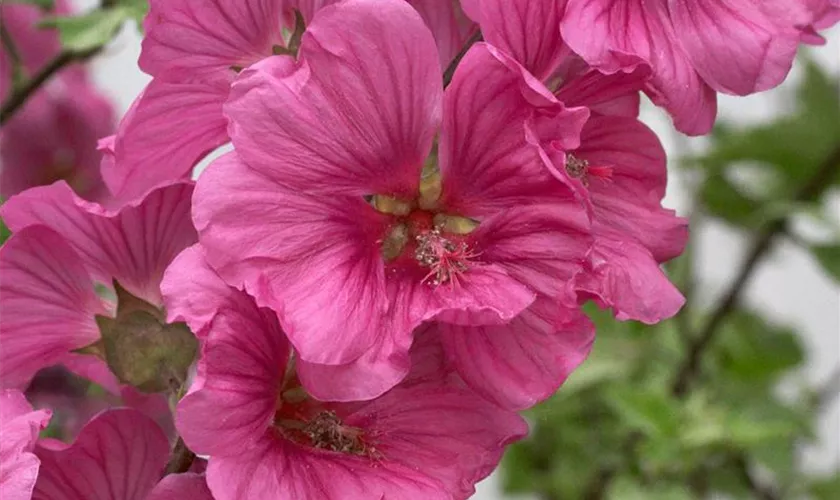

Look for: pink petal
[438,298,595,409]
[344,382,528,497]
[0,390,51,500]
[440,43,589,216]
[408,0,478,69]
[206,439,448,500]
[461,0,566,80]
[669,0,800,95]
[140,0,283,83]
[160,244,250,337]
[146,474,214,500]
[554,60,651,118]
[176,301,289,456]
[104,80,228,205]
[1,181,197,305]
[33,409,169,500]
[561,0,718,134]
[472,204,591,299]
[576,237,685,323]
[0,227,107,390]
[194,152,394,365]
[225,0,442,197]
[574,115,689,262]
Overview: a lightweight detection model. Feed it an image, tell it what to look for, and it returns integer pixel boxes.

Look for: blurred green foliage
[502,59,840,499]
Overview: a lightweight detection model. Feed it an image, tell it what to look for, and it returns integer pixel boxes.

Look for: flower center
[273,372,377,457]
[371,166,480,287]
[565,153,613,186]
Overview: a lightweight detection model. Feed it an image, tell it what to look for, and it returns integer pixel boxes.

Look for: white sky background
[74,1,839,496]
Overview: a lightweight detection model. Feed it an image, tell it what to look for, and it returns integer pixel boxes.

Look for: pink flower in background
[33,408,213,500]
[559,0,836,134]
[0,181,195,391]
[0,0,115,201]
[0,390,51,500]
[194,0,594,407]
[167,246,527,499]
[108,0,474,204]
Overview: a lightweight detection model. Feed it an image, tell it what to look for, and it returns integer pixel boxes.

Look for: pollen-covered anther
[303,411,370,456]
[414,226,478,286]
[565,153,614,186]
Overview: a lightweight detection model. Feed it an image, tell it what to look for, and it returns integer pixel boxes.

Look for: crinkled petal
[33,409,169,500]
[438,298,594,409]
[1,181,197,305]
[225,0,442,197]
[561,0,717,134]
[440,43,588,216]
[146,474,214,500]
[554,60,651,118]
[669,0,800,95]
[104,79,228,205]
[140,0,283,83]
[176,301,288,456]
[0,227,107,390]
[461,0,566,79]
[160,244,251,337]
[408,0,478,69]
[0,390,51,500]
[206,439,448,500]
[575,237,685,323]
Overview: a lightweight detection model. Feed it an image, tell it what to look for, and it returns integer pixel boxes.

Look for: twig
[733,455,781,500]
[0,47,99,125]
[164,437,196,475]
[442,30,482,87]
[1,21,26,87]
[671,144,840,396]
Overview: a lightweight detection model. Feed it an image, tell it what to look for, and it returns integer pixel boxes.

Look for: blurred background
[2,1,838,498]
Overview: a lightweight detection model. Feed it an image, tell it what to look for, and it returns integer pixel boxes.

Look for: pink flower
[0,390,51,500]
[193,0,594,407]
[0,1,115,201]
[166,246,527,500]
[459,0,687,323]
[559,0,833,134]
[33,408,213,500]
[108,0,476,204]
[0,181,196,392]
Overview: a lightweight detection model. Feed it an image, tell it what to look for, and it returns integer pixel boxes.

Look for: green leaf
[810,244,840,281]
[810,473,840,500]
[78,282,198,393]
[115,0,149,27]
[0,218,10,246]
[607,476,693,500]
[700,173,761,227]
[39,8,130,52]
[5,0,55,9]
[606,387,681,438]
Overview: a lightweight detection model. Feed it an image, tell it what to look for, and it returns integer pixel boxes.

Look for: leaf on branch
[810,244,840,281]
[6,0,55,10]
[38,7,130,52]
[606,387,681,438]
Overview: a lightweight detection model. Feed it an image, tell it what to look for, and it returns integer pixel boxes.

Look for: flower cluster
[1,0,836,499]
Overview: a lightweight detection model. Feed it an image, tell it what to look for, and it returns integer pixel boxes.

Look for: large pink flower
[167,247,527,500]
[0,1,115,200]
[193,0,594,407]
[33,408,213,500]
[0,181,196,392]
[107,0,476,204]
[559,0,835,134]
[0,390,51,500]
[460,0,687,324]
